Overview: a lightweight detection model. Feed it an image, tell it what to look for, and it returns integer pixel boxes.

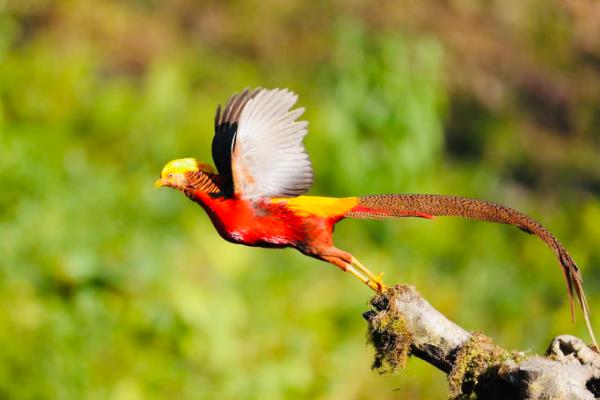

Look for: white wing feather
[232,88,313,199]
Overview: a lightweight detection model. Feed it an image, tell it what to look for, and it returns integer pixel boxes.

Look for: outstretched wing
[212,88,262,194]
[230,88,313,199]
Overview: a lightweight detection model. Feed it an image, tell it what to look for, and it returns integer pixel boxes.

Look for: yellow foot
[352,257,387,293]
[367,272,386,292]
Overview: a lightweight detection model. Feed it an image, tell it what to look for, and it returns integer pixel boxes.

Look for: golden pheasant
[155,87,596,345]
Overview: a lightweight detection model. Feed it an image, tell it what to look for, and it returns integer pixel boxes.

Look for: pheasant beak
[154,178,166,188]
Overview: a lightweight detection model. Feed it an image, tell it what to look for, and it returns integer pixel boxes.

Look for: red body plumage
[187,190,339,255]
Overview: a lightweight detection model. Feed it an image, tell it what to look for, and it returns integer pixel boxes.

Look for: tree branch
[363,285,600,399]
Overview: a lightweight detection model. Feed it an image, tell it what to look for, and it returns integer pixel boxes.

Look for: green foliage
[1,1,600,399]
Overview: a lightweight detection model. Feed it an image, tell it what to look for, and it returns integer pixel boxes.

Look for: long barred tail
[346,194,597,346]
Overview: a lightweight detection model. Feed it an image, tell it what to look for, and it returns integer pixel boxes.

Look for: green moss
[447,332,513,399]
[367,290,414,374]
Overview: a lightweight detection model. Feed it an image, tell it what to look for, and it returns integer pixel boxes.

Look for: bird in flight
[155,87,596,345]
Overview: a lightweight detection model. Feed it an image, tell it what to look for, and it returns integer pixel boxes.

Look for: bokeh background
[2,1,600,399]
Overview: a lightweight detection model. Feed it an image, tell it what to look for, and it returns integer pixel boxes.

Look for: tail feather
[347,194,597,347]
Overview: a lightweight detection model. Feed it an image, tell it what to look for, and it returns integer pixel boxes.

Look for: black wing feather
[211,88,262,194]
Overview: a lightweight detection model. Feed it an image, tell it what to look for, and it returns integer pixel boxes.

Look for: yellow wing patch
[270,196,358,218]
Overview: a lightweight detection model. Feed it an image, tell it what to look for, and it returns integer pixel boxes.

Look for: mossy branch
[363,285,600,400]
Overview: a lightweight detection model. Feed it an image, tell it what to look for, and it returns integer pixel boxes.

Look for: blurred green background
[2,1,600,399]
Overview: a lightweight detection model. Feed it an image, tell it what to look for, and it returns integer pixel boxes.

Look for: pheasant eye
[168,173,173,178]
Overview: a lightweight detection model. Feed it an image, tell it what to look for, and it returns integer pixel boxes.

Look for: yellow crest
[160,158,215,178]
